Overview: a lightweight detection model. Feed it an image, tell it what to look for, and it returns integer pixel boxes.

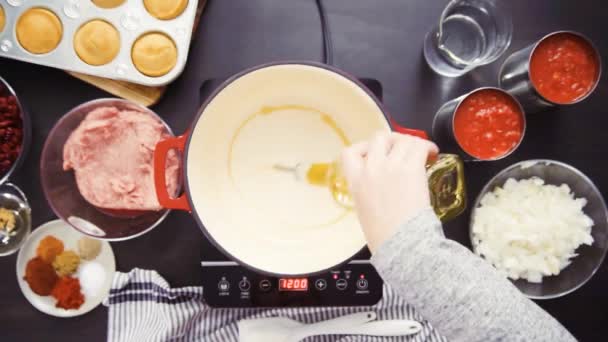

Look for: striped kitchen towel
[104,269,446,342]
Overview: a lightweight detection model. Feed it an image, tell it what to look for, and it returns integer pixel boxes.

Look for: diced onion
[472,177,594,283]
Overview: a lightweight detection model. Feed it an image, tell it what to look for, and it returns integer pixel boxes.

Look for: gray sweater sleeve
[370,207,577,342]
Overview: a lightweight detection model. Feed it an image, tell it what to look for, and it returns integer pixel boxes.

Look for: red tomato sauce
[454,89,524,160]
[530,32,599,104]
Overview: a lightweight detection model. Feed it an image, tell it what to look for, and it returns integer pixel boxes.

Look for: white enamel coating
[186,64,391,275]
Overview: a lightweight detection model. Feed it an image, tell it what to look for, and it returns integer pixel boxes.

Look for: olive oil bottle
[274,154,466,222]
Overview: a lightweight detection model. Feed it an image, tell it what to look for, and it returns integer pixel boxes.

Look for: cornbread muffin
[92,0,126,9]
[16,8,63,54]
[131,32,177,77]
[74,20,120,66]
[144,0,188,20]
[0,6,6,33]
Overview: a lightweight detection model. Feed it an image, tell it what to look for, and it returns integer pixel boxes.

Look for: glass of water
[423,0,512,77]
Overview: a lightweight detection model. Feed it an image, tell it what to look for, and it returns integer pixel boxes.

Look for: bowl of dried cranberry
[0,76,30,184]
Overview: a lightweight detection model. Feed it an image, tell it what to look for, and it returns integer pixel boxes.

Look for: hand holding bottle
[340,132,439,253]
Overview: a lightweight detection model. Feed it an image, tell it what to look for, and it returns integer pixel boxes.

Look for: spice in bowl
[77,237,102,260]
[51,276,85,310]
[24,257,58,296]
[36,235,64,264]
[52,250,81,276]
[78,261,106,297]
[0,207,16,234]
[0,184,31,256]
[453,89,525,160]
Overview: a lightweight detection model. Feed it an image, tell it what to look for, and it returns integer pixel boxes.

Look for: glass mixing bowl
[470,160,608,299]
[0,76,32,256]
[40,98,175,241]
[0,76,31,185]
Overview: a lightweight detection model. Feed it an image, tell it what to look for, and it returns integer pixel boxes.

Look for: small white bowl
[16,220,115,317]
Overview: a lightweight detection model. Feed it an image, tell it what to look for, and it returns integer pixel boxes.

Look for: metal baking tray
[0,0,198,86]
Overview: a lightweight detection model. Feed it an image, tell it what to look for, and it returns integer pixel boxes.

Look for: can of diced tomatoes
[499,31,602,113]
[432,87,526,161]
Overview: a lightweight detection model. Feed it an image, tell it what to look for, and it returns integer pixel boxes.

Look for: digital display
[279,278,308,291]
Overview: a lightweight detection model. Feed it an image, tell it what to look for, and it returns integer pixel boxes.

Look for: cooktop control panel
[201,260,383,308]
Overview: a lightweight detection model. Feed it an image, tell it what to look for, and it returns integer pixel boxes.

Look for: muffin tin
[0,0,199,86]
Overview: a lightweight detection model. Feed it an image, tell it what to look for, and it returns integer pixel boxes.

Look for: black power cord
[315,0,334,65]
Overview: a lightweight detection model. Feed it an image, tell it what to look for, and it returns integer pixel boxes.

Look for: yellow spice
[52,250,81,276]
[0,207,15,233]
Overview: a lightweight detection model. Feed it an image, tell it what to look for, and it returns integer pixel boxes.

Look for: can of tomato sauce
[432,87,526,161]
[499,31,602,113]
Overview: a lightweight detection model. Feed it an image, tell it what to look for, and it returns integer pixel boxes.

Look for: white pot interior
[187,63,390,275]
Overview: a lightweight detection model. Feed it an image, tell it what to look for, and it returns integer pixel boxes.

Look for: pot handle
[154,134,192,212]
[389,117,429,140]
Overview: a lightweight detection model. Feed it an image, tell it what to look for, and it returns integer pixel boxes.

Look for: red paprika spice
[24,257,58,296]
[51,276,85,310]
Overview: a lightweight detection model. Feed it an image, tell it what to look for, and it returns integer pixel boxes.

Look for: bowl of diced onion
[470,160,608,299]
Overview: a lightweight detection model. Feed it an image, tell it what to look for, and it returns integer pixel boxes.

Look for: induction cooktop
[197,77,384,308]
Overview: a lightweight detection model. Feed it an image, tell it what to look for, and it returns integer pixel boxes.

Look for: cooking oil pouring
[274,153,466,222]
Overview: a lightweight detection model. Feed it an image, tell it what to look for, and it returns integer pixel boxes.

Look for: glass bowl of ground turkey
[40,99,180,240]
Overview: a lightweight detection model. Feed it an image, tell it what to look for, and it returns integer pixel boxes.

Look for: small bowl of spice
[0,182,31,256]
